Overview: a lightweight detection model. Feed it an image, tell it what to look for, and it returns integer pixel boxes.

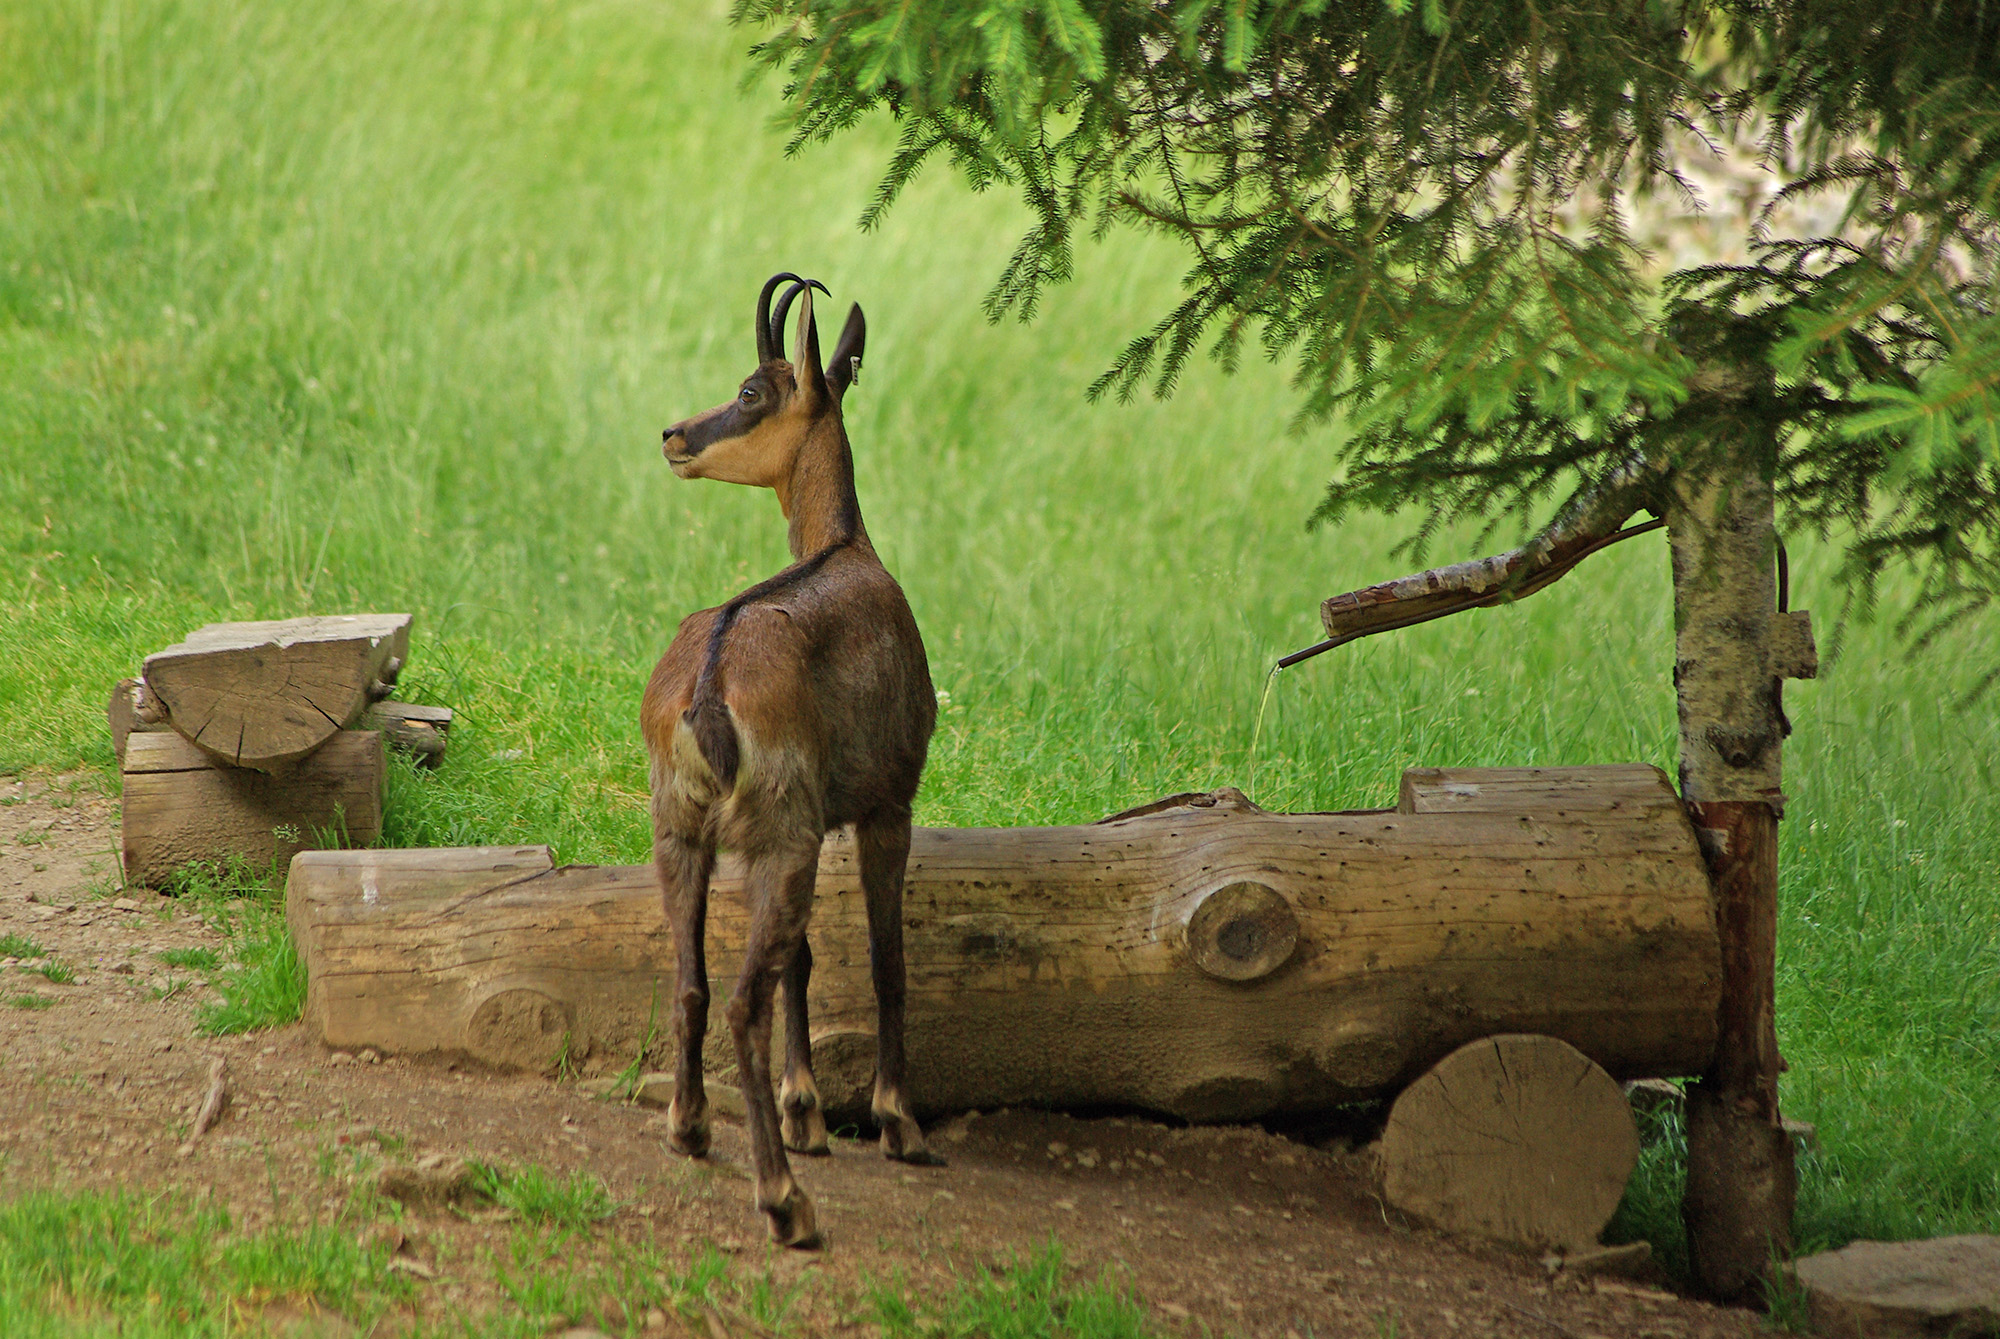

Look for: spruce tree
[737,0,2000,1299]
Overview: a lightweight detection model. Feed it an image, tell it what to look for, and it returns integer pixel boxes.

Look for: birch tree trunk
[1668,415,1796,1302]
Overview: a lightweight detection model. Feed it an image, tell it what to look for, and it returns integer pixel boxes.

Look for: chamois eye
[739,387,758,404]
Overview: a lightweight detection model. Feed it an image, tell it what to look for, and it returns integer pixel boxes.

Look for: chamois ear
[826,304,865,403]
[792,283,829,408]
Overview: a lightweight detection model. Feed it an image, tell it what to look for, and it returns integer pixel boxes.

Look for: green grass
[156,859,306,1033]
[868,1243,1160,1339]
[0,1188,413,1337]
[0,934,48,960]
[27,960,76,985]
[8,994,54,1012]
[0,0,1993,1287]
[468,1162,618,1233]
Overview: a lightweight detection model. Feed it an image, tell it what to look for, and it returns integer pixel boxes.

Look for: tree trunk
[286,766,1723,1124]
[1669,432,1797,1301]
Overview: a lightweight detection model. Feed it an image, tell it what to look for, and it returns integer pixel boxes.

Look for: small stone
[643,1310,669,1332]
[110,963,134,975]
[358,1048,382,1065]
[1075,1149,1100,1169]
[1623,1078,1684,1118]
[377,1156,476,1212]
[1046,1141,1068,1157]
[153,1040,173,1053]
[632,1073,674,1108]
[112,897,144,912]
[1790,1235,2000,1338]
[1052,1199,1076,1212]
[1159,1303,1190,1319]
[328,1052,355,1066]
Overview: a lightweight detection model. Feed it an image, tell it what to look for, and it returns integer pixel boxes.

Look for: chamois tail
[683,614,743,788]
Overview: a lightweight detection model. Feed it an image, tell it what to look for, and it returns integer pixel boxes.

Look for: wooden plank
[143,614,411,770]
[287,769,1722,1122]
[122,730,386,888]
[1399,764,1684,817]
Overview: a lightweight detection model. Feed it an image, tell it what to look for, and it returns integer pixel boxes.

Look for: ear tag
[849,356,861,384]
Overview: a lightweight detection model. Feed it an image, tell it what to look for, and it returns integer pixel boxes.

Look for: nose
[662,423,686,456]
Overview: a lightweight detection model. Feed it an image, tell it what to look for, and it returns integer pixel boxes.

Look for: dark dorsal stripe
[682,538,849,788]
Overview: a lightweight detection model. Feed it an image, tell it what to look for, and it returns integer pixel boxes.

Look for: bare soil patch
[0,775,1768,1338]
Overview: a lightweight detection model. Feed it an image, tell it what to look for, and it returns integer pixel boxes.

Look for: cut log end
[1379,1034,1640,1254]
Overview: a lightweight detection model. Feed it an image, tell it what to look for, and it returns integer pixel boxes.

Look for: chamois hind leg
[657,834,715,1159]
[727,845,823,1248]
[857,813,942,1166]
[779,935,829,1155]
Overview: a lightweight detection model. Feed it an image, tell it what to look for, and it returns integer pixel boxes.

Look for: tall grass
[0,0,1994,1268]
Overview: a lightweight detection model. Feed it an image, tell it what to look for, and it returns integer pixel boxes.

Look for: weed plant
[468,1162,618,1233]
[0,0,1992,1283]
[0,934,47,960]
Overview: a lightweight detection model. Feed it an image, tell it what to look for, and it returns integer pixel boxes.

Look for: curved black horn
[755,272,808,363]
[771,278,830,359]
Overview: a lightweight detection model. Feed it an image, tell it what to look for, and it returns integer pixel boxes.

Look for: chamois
[641,273,941,1248]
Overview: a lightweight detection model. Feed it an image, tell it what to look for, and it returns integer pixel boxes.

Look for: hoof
[667,1125,710,1158]
[782,1103,830,1157]
[763,1186,821,1250]
[666,1099,710,1159]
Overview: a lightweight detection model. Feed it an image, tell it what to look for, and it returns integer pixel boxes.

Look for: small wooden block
[122,730,386,889]
[363,700,452,768]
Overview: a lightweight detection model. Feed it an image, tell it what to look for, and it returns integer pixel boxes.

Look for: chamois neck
[775,416,868,558]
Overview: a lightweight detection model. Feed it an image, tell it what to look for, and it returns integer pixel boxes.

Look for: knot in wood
[1185,880,1297,981]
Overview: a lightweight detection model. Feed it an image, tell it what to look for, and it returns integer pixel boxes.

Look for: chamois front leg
[657,834,715,1159]
[728,848,823,1248]
[779,936,829,1155]
[858,814,943,1167]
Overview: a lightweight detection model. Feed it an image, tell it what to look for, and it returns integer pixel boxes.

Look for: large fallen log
[286,765,1721,1123]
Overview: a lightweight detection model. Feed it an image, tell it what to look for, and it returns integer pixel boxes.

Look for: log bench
[285,764,1719,1124]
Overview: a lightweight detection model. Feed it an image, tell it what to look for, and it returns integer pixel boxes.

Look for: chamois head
[662,272,866,487]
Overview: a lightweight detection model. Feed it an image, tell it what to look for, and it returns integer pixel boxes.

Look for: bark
[286,766,1723,1124]
[1668,433,1797,1301]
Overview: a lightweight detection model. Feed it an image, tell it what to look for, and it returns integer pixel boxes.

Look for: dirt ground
[0,773,1772,1339]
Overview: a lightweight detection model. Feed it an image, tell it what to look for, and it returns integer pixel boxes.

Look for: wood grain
[1379,1034,1641,1252]
[143,614,410,770]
